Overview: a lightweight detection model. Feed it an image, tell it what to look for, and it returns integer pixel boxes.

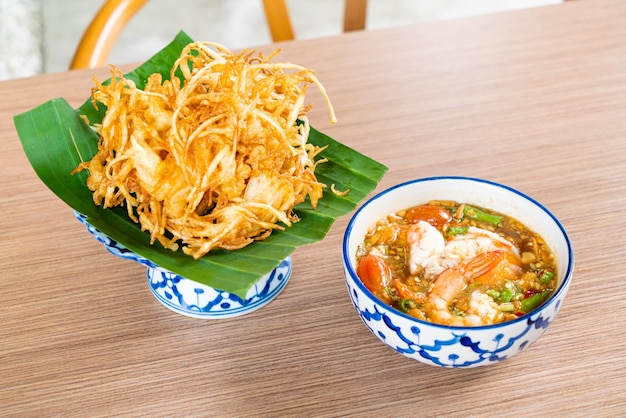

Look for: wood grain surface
[1,0,625,415]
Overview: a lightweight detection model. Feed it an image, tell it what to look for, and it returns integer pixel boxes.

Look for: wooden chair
[70,0,367,69]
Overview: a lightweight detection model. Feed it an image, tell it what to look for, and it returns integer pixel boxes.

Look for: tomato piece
[356,254,392,293]
[405,205,452,229]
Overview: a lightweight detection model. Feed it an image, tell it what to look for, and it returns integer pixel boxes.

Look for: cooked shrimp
[427,251,505,326]
[406,221,445,276]
[394,250,507,325]
[442,290,502,326]
[430,250,504,302]
[441,227,522,288]
[444,227,519,263]
[403,225,523,325]
[407,224,522,279]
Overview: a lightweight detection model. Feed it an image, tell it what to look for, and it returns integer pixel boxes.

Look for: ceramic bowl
[342,176,574,368]
[75,212,292,319]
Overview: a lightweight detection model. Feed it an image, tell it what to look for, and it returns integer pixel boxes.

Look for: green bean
[445,226,469,236]
[488,285,516,304]
[539,269,555,284]
[521,290,552,313]
[399,298,417,312]
[499,287,514,303]
[463,205,503,226]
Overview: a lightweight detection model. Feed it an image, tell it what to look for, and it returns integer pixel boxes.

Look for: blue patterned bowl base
[74,212,292,319]
[147,259,291,319]
[344,265,564,368]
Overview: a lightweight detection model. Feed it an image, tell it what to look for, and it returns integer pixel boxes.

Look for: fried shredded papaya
[73,41,337,259]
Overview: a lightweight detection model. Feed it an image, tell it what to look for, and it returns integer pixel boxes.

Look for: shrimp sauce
[355,201,557,326]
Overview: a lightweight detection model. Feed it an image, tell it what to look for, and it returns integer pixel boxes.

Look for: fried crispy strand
[74,42,336,259]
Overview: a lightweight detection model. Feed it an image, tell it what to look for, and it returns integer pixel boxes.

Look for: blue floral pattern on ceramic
[146,260,291,318]
[345,271,564,368]
[74,212,292,318]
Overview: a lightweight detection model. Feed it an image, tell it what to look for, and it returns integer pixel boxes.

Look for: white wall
[0,0,43,80]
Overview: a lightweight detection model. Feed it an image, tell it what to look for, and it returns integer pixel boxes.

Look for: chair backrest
[70,0,367,69]
[262,0,367,41]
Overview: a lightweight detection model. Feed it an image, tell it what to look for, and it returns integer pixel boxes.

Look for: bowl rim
[342,175,574,330]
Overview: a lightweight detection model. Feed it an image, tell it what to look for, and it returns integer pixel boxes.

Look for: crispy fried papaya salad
[73,41,339,259]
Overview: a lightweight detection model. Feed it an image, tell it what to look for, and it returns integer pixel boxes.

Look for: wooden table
[2,0,625,415]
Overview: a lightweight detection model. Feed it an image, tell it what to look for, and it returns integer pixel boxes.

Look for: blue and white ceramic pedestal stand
[75,212,292,319]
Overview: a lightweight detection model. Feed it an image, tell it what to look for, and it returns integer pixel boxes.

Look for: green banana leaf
[13,31,387,298]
